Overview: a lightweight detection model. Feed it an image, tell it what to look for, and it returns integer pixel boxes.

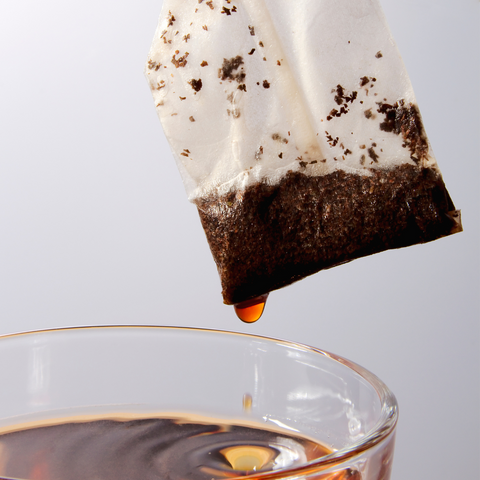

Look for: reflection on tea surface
[0,415,354,480]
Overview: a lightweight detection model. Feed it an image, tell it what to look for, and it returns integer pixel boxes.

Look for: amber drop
[242,393,252,412]
[234,294,269,323]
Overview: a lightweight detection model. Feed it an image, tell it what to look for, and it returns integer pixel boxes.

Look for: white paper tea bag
[146,0,461,305]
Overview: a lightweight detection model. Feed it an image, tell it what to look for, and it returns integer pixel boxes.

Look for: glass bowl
[0,326,397,480]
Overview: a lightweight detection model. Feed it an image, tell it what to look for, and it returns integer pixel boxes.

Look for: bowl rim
[0,325,398,478]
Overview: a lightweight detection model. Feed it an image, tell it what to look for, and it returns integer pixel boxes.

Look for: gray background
[0,0,478,478]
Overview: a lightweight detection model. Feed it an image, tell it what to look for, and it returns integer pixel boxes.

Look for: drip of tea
[242,393,252,412]
[234,294,269,323]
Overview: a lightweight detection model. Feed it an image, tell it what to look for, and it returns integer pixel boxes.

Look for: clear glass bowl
[0,326,397,480]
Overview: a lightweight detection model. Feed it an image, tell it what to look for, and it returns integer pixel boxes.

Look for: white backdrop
[0,0,478,478]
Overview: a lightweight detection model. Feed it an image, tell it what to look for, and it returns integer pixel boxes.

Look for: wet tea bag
[145,0,461,305]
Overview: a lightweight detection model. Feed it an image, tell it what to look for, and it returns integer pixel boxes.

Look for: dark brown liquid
[0,415,338,480]
[234,294,269,323]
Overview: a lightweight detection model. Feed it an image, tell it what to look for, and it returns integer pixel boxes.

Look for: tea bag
[145,0,461,305]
